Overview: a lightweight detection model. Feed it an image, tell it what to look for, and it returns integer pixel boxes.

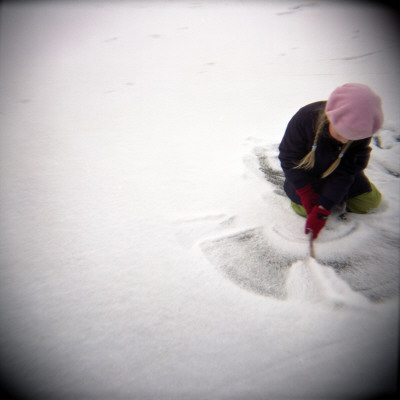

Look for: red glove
[305,206,331,239]
[296,184,320,215]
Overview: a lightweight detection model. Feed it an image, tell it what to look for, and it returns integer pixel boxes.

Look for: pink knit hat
[326,83,384,140]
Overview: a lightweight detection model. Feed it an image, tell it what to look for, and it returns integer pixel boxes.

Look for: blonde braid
[294,108,327,170]
[321,140,353,178]
[294,108,353,178]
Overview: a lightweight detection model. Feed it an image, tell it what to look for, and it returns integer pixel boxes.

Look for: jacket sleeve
[318,139,372,209]
[278,110,314,190]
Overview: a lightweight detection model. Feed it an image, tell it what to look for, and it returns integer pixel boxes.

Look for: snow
[0,1,399,399]
[286,257,371,309]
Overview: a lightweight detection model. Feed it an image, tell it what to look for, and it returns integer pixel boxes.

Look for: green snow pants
[291,182,382,218]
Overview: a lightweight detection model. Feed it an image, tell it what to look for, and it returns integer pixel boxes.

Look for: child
[278,83,384,239]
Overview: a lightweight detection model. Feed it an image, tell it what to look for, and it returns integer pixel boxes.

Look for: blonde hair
[294,108,352,178]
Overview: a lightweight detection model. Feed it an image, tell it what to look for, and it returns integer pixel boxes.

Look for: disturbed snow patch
[198,135,399,303]
[286,257,371,309]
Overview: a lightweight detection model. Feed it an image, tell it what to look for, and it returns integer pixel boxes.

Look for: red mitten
[305,206,331,239]
[296,184,320,215]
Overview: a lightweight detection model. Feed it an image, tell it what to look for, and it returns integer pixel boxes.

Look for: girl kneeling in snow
[278,83,384,239]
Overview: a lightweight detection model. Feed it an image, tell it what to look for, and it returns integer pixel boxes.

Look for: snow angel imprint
[278,83,384,239]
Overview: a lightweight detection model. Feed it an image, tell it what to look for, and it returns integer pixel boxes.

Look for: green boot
[291,201,307,218]
[347,183,382,214]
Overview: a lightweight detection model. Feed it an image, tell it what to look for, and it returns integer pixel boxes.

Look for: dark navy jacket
[279,101,372,210]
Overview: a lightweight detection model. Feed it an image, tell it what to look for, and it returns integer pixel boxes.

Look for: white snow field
[0,1,399,399]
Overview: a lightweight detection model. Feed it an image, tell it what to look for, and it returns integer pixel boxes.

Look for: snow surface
[0,1,399,399]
